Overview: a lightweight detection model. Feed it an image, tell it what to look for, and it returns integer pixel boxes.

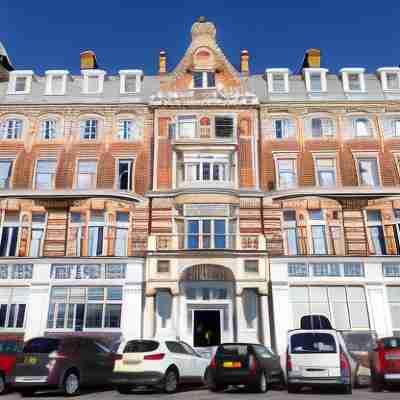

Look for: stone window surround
[44,70,69,95]
[272,151,298,190]
[352,151,382,187]
[311,151,339,188]
[7,70,34,95]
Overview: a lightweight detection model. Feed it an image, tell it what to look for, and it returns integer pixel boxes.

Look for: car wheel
[0,375,6,395]
[288,383,300,393]
[63,371,80,396]
[163,368,179,394]
[253,372,268,393]
[342,383,352,394]
[116,385,132,394]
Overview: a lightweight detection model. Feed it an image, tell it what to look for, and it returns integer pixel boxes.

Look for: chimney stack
[240,49,249,75]
[301,48,321,70]
[159,50,167,75]
[80,50,98,70]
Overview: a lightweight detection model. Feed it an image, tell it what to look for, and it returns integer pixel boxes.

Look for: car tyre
[342,383,352,394]
[287,383,300,393]
[163,368,179,394]
[252,372,268,393]
[63,371,80,396]
[0,374,6,395]
[116,385,132,394]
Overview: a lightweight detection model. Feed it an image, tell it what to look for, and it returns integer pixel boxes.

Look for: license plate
[223,361,241,368]
[304,369,328,377]
[23,356,37,365]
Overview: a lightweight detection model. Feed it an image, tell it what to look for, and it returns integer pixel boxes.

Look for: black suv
[205,343,284,393]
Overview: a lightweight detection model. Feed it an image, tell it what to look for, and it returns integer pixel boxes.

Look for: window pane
[312,118,322,137]
[0,161,12,189]
[104,304,121,328]
[107,287,122,301]
[348,74,361,91]
[215,117,234,138]
[88,287,104,301]
[15,77,27,92]
[310,73,322,92]
[85,304,103,328]
[124,76,136,93]
[272,74,285,92]
[193,72,203,88]
[387,73,399,90]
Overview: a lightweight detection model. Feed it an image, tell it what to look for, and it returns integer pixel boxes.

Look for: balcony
[148,234,266,251]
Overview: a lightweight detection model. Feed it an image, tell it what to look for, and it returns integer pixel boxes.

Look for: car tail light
[143,353,165,361]
[249,355,257,375]
[376,350,386,373]
[48,351,66,359]
[340,352,350,377]
[210,356,217,369]
[286,352,292,372]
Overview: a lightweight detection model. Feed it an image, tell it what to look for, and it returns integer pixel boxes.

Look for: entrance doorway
[193,310,221,347]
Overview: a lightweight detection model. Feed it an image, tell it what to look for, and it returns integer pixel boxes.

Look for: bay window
[366,210,386,255]
[47,286,122,331]
[276,158,297,189]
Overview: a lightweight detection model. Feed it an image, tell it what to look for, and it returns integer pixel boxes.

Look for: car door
[165,341,192,380]
[253,344,281,381]
[180,341,207,381]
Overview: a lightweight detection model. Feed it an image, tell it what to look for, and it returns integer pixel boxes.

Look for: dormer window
[7,71,34,94]
[304,68,328,92]
[45,70,69,95]
[340,68,365,92]
[81,69,106,94]
[266,68,290,93]
[378,67,400,91]
[193,71,215,89]
[119,70,143,94]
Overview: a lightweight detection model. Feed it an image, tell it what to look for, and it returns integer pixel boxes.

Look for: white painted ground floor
[0,257,399,357]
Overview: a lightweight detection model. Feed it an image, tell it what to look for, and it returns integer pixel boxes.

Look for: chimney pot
[301,48,321,70]
[80,50,98,70]
[240,49,249,75]
[159,50,167,75]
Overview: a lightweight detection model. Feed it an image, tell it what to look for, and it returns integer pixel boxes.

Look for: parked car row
[0,332,399,396]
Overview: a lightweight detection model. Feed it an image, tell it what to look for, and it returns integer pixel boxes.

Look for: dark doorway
[193,310,221,347]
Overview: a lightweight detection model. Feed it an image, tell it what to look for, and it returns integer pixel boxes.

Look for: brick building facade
[0,18,400,354]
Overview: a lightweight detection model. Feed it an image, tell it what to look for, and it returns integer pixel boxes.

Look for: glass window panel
[124,76,137,93]
[107,287,123,301]
[348,73,361,91]
[85,304,103,328]
[310,73,322,92]
[87,287,104,301]
[104,304,121,328]
[312,118,323,137]
[272,73,286,92]
[56,303,66,328]
[0,161,12,189]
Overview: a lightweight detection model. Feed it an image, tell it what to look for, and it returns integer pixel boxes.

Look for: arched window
[355,118,371,137]
[41,119,59,140]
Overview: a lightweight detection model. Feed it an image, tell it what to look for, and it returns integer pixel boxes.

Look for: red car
[370,337,400,391]
[0,338,23,394]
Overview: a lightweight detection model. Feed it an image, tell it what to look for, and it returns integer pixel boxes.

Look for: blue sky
[1,1,400,75]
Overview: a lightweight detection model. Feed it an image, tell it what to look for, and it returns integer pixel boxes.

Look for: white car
[111,339,210,393]
[287,329,352,394]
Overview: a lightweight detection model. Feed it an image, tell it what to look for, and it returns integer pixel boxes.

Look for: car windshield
[291,333,336,354]
[0,340,21,353]
[217,345,249,357]
[23,338,60,354]
[383,338,400,350]
[123,340,159,353]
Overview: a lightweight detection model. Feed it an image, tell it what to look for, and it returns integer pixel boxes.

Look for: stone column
[259,287,271,347]
[143,290,156,338]
[271,284,291,356]
[235,288,245,342]
[171,288,180,339]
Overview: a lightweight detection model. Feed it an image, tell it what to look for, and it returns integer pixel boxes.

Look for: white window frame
[307,209,328,255]
[70,212,84,257]
[80,118,99,140]
[266,68,290,93]
[0,159,14,189]
[44,70,69,95]
[312,153,338,187]
[192,71,216,89]
[81,69,106,94]
[304,68,328,92]
[177,115,197,139]
[116,119,140,140]
[365,209,386,255]
[0,212,21,257]
[88,212,106,257]
[353,153,381,187]
[272,118,295,139]
[340,68,366,92]
[273,153,298,190]
[40,118,61,140]
[377,67,400,92]
[119,70,142,94]
[0,118,24,140]
[7,70,34,95]
[34,159,58,190]
[116,158,134,191]
[75,160,98,190]
[115,212,129,257]
[282,210,298,256]
[29,213,47,257]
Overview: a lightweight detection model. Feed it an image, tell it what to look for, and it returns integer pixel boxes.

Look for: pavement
[2,387,400,400]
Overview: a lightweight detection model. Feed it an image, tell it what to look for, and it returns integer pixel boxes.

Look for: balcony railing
[148,234,266,251]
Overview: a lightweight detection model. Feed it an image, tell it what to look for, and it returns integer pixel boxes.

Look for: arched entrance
[179,264,235,349]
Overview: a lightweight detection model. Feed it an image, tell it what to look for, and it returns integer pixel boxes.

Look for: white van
[287,329,352,394]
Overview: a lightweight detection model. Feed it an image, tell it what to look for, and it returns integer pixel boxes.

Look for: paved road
[2,387,400,400]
